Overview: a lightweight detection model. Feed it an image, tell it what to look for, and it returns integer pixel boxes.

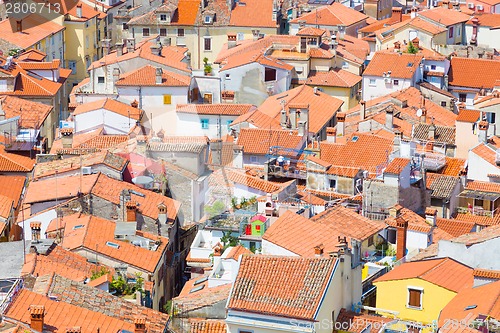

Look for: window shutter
[163,94,172,105]
[409,289,421,307]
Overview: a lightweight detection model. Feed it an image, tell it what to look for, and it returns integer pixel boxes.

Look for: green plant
[203,57,212,74]
[231,197,239,210]
[163,300,173,314]
[220,231,239,249]
[406,41,418,54]
[204,200,226,218]
[110,276,127,295]
[90,267,109,280]
[8,48,21,57]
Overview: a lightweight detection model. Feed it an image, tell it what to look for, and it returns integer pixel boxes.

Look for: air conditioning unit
[468,2,474,8]
[81,166,92,175]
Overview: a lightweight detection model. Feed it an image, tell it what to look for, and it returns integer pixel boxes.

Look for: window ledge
[406,305,423,311]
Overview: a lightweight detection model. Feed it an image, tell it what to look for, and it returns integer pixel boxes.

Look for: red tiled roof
[470,143,498,168]
[228,255,337,320]
[363,52,423,79]
[384,158,410,174]
[453,213,500,227]
[230,109,282,129]
[16,49,47,62]
[0,194,14,219]
[176,104,256,116]
[418,7,471,26]
[435,218,475,237]
[449,57,500,90]
[127,0,200,26]
[466,180,500,193]
[227,170,282,193]
[473,268,500,280]
[4,289,134,332]
[297,27,325,36]
[374,257,473,292]
[289,2,368,26]
[116,65,191,87]
[229,0,278,28]
[336,308,393,333]
[73,98,143,120]
[306,69,362,88]
[0,146,36,172]
[0,96,53,129]
[438,280,500,326]
[0,175,25,207]
[456,109,480,123]
[0,14,65,49]
[225,244,252,260]
[438,157,466,176]
[237,128,305,155]
[386,207,432,233]
[190,320,227,333]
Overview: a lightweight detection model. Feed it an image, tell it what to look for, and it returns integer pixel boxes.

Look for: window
[368,235,374,246]
[393,79,399,86]
[68,61,77,74]
[163,94,172,105]
[458,27,461,36]
[369,78,376,86]
[408,288,423,308]
[107,13,113,23]
[250,156,258,163]
[264,67,277,82]
[342,61,349,69]
[225,73,231,80]
[203,93,213,104]
[459,93,467,102]
[487,112,496,124]
[449,26,454,38]
[97,76,105,84]
[475,199,484,207]
[201,119,209,129]
[237,32,244,40]
[177,28,185,36]
[227,120,233,130]
[143,28,150,36]
[441,101,447,107]
[160,14,167,21]
[204,15,212,24]
[122,23,129,30]
[160,28,167,36]
[204,37,212,51]
[329,179,336,189]
[431,65,436,70]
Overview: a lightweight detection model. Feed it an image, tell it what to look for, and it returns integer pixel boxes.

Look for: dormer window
[160,14,167,21]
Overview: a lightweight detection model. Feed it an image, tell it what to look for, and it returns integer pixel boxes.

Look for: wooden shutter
[408,289,421,307]
[203,93,212,104]
[163,94,172,105]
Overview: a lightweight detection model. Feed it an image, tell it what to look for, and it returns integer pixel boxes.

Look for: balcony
[456,206,496,218]
[421,152,446,171]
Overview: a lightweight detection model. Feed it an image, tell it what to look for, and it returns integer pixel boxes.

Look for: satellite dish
[416,108,423,117]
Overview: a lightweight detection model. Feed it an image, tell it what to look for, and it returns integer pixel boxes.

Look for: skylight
[464,305,477,310]
[73,225,85,230]
[407,62,414,67]
[351,136,359,142]
[194,276,208,286]
[106,241,120,249]
[189,285,205,293]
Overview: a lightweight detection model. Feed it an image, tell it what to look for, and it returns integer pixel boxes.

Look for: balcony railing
[421,152,446,171]
[456,206,495,217]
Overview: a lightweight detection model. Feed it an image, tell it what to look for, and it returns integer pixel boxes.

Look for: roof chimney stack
[314,244,324,257]
[29,305,45,332]
[478,120,489,143]
[126,201,137,222]
[76,4,82,18]
[155,67,163,84]
[326,127,336,143]
[395,217,408,260]
[101,39,111,55]
[16,20,22,33]
[425,207,437,226]
[126,38,136,53]
[227,33,237,49]
[116,42,124,57]
[134,317,147,333]
[30,221,42,243]
[60,127,74,148]
[386,106,394,129]
[158,202,167,224]
[336,112,346,137]
[360,100,366,121]
[428,123,436,140]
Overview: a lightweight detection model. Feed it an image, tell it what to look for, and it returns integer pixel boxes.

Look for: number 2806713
[4,1,61,14]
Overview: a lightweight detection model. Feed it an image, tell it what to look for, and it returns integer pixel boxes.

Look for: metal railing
[0,278,23,314]
[456,206,496,217]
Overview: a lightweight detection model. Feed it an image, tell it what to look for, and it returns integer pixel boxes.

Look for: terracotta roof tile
[61,213,169,272]
[438,157,466,176]
[174,281,232,313]
[4,289,135,332]
[176,104,256,116]
[190,320,227,333]
[24,174,99,204]
[426,173,460,199]
[472,268,500,280]
[336,308,393,333]
[225,244,252,260]
[116,65,191,87]
[457,109,481,123]
[0,14,65,49]
[227,170,282,193]
[438,280,500,326]
[289,3,368,26]
[16,49,47,62]
[452,213,500,227]
[364,52,424,79]
[448,223,500,244]
[230,109,282,129]
[435,218,475,237]
[466,180,500,193]
[374,257,474,292]
[470,143,499,168]
[128,0,200,26]
[412,123,455,145]
[449,57,500,90]
[384,157,410,174]
[306,69,361,88]
[237,128,305,155]
[432,226,455,242]
[229,0,277,28]
[0,96,53,128]
[0,145,35,172]
[73,98,143,120]
[0,194,14,219]
[0,175,25,207]
[258,85,343,133]
[91,173,180,221]
[228,255,337,320]
[418,7,471,26]
[386,207,432,233]
[297,27,325,36]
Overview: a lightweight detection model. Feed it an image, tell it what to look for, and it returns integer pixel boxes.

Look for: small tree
[203,57,212,75]
[220,231,239,249]
[406,41,418,54]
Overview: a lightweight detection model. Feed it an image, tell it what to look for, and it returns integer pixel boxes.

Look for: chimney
[386,106,394,129]
[298,121,306,136]
[29,305,45,332]
[428,123,436,140]
[61,127,74,148]
[131,100,139,108]
[112,67,120,84]
[66,327,82,333]
[155,67,163,84]
[326,127,336,143]
[392,7,402,22]
[289,107,297,129]
[16,20,22,32]
[116,42,124,57]
[388,204,402,218]
[252,29,260,41]
[394,41,401,52]
[337,112,346,136]
[425,207,437,226]
[280,109,287,128]
[227,34,237,49]
[314,244,324,257]
[395,217,408,260]
[134,317,147,333]
[420,107,427,123]
[478,120,489,143]
[338,25,345,40]
[30,221,42,243]
[214,244,222,256]
[126,201,137,222]
[101,39,111,55]
[126,38,136,53]
[76,4,82,18]
[158,202,167,224]
[410,7,417,18]
[360,100,366,121]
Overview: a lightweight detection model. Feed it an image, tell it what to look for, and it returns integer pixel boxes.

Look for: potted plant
[203,57,212,75]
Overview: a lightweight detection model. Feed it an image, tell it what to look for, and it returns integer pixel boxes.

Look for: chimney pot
[134,317,147,333]
[29,305,45,332]
[61,127,74,148]
[125,201,137,222]
[425,207,437,226]
[116,42,124,57]
[76,4,82,18]
[314,244,324,257]
[16,20,22,32]
[158,202,168,224]
[155,67,163,84]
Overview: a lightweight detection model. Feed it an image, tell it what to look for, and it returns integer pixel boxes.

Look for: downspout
[197,25,201,69]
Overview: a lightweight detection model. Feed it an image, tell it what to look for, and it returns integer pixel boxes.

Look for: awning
[458,189,500,201]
